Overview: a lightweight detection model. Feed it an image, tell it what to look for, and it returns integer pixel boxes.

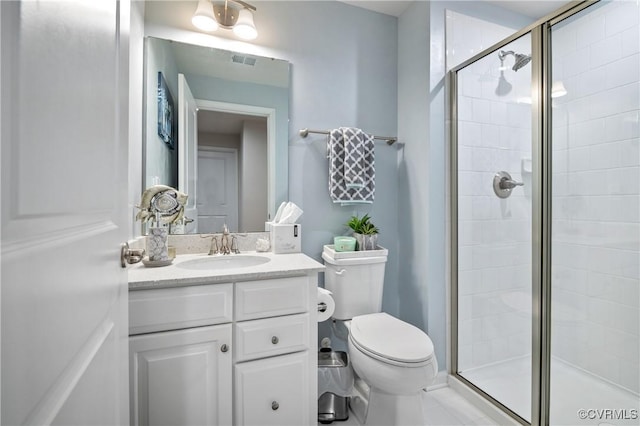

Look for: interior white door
[1,1,130,424]
[197,148,239,232]
[178,73,198,233]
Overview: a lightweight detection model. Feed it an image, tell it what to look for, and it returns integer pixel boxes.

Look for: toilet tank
[322,245,388,320]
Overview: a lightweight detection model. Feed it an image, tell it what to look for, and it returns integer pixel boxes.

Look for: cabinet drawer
[129,284,233,335]
[235,276,309,321]
[234,351,310,426]
[234,313,309,362]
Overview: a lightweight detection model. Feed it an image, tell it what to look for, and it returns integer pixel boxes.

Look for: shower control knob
[271,401,279,411]
[493,171,524,199]
[271,336,279,345]
[500,177,524,189]
[220,344,229,353]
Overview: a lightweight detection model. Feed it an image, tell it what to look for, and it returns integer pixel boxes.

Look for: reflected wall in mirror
[143,37,290,234]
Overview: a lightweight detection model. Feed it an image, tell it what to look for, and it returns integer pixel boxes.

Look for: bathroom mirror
[143,37,290,234]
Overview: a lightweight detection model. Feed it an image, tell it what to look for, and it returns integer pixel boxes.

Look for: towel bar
[299,128,397,145]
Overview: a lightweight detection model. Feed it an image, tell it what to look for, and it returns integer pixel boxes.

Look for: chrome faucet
[220,224,231,255]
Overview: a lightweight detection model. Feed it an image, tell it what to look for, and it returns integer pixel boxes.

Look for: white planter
[354,233,378,251]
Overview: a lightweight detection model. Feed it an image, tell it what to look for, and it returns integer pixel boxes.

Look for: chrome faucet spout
[220,224,231,254]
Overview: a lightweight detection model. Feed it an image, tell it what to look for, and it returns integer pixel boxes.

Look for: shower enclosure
[450,1,639,425]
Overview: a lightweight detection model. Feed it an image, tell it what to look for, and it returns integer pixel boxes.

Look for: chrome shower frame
[447,1,600,425]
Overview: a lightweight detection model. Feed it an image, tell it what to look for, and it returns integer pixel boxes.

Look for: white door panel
[1,1,129,424]
[178,74,198,233]
[197,148,238,232]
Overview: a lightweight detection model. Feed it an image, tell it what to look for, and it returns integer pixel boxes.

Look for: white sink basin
[176,255,271,271]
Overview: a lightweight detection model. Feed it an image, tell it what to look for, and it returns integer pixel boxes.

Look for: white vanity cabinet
[129,324,233,426]
[233,276,312,425]
[128,270,319,426]
[129,283,234,426]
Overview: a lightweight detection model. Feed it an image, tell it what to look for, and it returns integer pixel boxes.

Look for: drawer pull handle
[220,344,229,353]
[271,336,279,345]
[271,401,279,411]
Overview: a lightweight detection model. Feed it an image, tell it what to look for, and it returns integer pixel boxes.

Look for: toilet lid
[350,313,434,364]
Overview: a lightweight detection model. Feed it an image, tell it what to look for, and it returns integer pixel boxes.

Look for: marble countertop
[128,252,325,290]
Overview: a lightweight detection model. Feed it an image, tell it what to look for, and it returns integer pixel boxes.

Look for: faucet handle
[208,236,219,255]
[222,223,229,234]
[231,236,240,254]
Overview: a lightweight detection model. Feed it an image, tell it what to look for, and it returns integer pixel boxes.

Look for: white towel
[327,128,375,205]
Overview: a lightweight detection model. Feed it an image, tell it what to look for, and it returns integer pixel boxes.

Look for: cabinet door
[235,351,310,426]
[130,324,232,426]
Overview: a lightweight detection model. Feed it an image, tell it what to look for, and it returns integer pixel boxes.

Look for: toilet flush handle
[334,269,346,276]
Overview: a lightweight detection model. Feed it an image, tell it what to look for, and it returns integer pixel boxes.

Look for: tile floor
[319,386,499,426]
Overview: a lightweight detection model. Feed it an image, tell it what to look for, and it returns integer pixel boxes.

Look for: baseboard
[426,370,449,391]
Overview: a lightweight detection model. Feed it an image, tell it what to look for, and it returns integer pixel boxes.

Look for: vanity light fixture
[191,0,258,40]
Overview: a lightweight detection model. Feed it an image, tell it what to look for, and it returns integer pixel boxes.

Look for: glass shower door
[455,32,533,422]
[549,1,640,424]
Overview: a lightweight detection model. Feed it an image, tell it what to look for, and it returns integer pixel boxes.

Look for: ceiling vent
[231,54,256,66]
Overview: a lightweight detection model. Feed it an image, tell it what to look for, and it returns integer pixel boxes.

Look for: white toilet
[322,245,437,426]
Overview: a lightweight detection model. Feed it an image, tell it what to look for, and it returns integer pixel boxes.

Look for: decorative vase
[147,227,169,261]
[354,233,378,251]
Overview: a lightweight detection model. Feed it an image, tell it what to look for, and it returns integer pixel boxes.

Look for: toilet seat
[349,313,435,367]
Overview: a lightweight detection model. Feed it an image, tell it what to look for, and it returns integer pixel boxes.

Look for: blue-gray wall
[144,36,179,189]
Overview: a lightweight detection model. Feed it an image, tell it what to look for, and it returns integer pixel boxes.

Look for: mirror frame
[183,99,277,224]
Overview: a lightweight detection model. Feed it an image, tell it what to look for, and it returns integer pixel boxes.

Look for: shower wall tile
[589,33,622,68]
[562,47,590,78]
[576,67,606,96]
[621,25,639,57]
[587,272,640,307]
[604,1,638,36]
[576,14,605,49]
[605,53,639,89]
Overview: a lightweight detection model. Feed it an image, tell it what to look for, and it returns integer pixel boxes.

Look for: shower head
[498,50,531,72]
[513,53,531,71]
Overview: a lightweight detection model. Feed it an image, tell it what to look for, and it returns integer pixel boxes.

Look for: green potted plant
[346,214,379,250]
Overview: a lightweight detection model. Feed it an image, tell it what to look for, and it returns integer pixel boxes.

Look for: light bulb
[192,0,218,32]
[233,8,257,40]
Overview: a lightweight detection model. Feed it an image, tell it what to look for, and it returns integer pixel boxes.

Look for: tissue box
[270,223,301,254]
